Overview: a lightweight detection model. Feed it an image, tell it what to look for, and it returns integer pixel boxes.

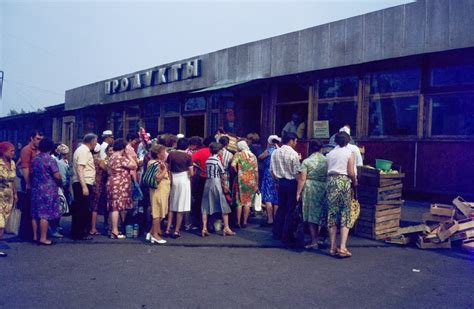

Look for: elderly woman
[107,138,137,239]
[0,142,18,256]
[145,144,170,244]
[325,132,357,257]
[296,140,327,249]
[30,138,61,245]
[201,142,235,237]
[90,144,108,235]
[231,140,259,228]
[258,135,280,226]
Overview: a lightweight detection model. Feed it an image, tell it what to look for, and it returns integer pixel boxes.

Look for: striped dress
[201,155,231,215]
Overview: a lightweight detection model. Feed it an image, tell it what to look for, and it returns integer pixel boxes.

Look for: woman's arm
[296,171,307,201]
[347,154,357,187]
[258,149,269,161]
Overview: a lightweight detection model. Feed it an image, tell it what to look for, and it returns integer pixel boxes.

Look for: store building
[1,0,473,198]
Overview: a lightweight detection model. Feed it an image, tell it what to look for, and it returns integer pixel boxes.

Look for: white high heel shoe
[150,236,167,244]
[146,233,151,242]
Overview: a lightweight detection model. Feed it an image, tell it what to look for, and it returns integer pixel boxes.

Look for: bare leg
[202,214,208,231]
[166,211,174,233]
[242,206,250,225]
[39,219,51,244]
[175,212,184,233]
[236,207,242,226]
[309,223,319,245]
[32,219,38,241]
[90,211,98,233]
[329,226,337,253]
[222,214,233,232]
[340,226,350,250]
[265,202,274,224]
[151,218,163,240]
[111,211,120,235]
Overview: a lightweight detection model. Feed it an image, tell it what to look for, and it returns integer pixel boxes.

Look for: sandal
[304,243,319,250]
[329,248,338,257]
[173,231,181,239]
[337,248,352,258]
[89,231,101,236]
[110,232,125,239]
[163,230,171,238]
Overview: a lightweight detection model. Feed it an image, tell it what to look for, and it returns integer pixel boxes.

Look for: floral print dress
[260,146,279,205]
[299,152,327,225]
[0,159,16,228]
[30,153,60,220]
[107,153,132,212]
[231,151,259,208]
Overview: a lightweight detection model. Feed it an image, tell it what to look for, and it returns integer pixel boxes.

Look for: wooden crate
[357,166,405,188]
[450,228,474,241]
[392,224,431,236]
[430,204,455,218]
[358,183,403,204]
[417,236,451,249]
[359,205,401,223]
[437,221,460,242]
[422,212,454,224]
[452,196,474,218]
[384,234,414,245]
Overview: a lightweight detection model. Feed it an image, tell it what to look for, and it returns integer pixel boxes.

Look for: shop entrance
[184,115,205,137]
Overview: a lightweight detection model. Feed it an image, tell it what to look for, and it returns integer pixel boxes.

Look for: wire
[4,78,64,96]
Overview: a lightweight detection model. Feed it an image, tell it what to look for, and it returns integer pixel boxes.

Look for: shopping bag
[5,206,21,235]
[132,179,144,202]
[58,187,70,216]
[253,192,262,212]
[349,190,360,228]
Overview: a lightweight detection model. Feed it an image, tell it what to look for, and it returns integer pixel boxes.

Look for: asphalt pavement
[1,201,473,309]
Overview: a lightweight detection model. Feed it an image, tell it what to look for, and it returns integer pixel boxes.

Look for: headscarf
[237,140,252,159]
[0,141,14,157]
[56,144,69,155]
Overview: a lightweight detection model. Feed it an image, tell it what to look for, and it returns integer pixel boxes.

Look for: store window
[277,81,308,103]
[369,97,418,136]
[184,96,206,112]
[275,104,307,138]
[125,104,141,134]
[143,102,160,137]
[430,94,474,136]
[318,101,357,136]
[163,97,181,134]
[110,111,124,139]
[369,68,420,93]
[319,76,358,99]
[431,64,474,87]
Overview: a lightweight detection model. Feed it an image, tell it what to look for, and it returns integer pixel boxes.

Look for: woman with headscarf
[30,138,62,245]
[231,140,259,228]
[0,142,18,256]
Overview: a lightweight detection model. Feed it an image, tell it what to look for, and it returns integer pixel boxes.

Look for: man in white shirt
[270,132,301,242]
[71,133,97,240]
[99,130,114,160]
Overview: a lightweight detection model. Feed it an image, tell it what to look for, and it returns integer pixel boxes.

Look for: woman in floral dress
[107,139,137,239]
[90,146,111,235]
[231,140,259,228]
[0,142,18,256]
[30,138,61,245]
[296,140,327,249]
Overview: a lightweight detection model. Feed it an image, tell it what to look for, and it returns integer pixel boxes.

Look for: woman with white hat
[257,135,280,227]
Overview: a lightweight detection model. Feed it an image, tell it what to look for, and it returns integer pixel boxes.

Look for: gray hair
[83,133,98,144]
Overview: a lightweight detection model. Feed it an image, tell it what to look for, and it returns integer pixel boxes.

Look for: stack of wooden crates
[354,166,405,240]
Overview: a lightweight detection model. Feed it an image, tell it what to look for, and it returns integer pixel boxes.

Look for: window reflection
[369,97,418,136]
[431,64,474,87]
[431,94,474,136]
[318,101,357,136]
[370,68,420,93]
[319,76,358,98]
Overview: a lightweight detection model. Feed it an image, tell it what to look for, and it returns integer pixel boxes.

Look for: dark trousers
[191,176,206,228]
[18,191,33,241]
[272,178,297,242]
[71,183,93,239]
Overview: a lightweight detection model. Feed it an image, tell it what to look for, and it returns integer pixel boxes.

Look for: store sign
[104,59,201,95]
[313,120,329,138]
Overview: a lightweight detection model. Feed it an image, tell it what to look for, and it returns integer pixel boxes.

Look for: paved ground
[1,201,473,309]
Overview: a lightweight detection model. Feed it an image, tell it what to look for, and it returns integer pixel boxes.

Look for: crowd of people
[0,125,363,258]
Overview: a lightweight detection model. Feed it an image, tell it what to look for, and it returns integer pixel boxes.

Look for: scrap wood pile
[354,166,405,240]
[385,196,474,251]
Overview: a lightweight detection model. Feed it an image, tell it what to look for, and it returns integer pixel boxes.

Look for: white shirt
[326,146,353,176]
[346,144,363,175]
[270,145,300,180]
[99,142,109,160]
[72,144,96,185]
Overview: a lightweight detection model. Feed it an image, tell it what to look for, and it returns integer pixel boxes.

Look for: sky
[0,0,413,116]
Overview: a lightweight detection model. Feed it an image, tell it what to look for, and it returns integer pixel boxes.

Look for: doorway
[184,115,205,137]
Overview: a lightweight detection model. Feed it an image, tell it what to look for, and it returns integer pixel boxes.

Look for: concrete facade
[65,0,474,110]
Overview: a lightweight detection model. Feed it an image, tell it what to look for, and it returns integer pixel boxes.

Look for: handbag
[5,206,21,235]
[58,187,70,216]
[253,192,262,212]
[349,190,360,228]
[141,161,160,189]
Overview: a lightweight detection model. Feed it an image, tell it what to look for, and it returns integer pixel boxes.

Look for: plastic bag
[253,192,262,212]
[5,207,21,235]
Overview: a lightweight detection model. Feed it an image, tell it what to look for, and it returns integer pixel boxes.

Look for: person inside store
[30,138,62,245]
[0,142,18,256]
[270,132,301,242]
[71,133,97,240]
[325,131,357,257]
[296,139,328,249]
[19,129,43,241]
[281,113,305,139]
